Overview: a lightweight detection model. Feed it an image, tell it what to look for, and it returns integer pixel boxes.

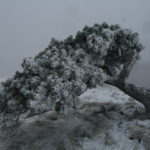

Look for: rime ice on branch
[0,23,144,128]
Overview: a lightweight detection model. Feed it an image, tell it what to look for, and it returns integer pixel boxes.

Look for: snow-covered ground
[1,84,150,150]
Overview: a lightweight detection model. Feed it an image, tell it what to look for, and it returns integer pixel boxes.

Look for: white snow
[78,84,147,150]
[79,83,130,104]
[1,83,149,150]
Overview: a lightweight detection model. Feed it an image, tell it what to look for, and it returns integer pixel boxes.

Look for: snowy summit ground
[1,82,150,150]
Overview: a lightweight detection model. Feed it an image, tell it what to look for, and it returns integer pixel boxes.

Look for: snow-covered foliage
[0,23,143,129]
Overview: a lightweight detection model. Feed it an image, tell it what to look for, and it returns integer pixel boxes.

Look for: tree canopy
[0,23,144,129]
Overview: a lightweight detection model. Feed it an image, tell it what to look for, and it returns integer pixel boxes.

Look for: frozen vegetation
[1,23,150,149]
[0,23,143,130]
[1,84,150,150]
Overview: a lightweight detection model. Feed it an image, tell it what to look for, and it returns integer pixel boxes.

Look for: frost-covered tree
[0,23,144,129]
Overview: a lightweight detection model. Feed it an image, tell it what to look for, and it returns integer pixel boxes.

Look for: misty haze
[0,0,150,88]
[0,1,150,150]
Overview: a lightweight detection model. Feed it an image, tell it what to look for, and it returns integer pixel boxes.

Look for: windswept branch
[106,50,150,113]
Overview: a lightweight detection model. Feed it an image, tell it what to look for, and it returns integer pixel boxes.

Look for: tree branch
[106,80,150,113]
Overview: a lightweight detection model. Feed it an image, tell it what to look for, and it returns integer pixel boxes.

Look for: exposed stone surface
[0,84,150,150]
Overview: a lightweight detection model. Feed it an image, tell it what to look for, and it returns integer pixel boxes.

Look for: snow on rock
[0,84,149,150]
[79,83,130,104]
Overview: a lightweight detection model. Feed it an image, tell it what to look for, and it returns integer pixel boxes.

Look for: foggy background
[0,0,150,87]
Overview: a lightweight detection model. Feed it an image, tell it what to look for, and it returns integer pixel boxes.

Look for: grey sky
[0,0,150,87]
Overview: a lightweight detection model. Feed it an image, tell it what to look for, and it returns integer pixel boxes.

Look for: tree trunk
[105,49,150,113]
[106,80,150,113]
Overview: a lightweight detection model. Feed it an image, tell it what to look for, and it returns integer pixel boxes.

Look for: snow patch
[79,83,130,104]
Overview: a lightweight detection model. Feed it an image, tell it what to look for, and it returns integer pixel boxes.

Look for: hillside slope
[0,84,150,150]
